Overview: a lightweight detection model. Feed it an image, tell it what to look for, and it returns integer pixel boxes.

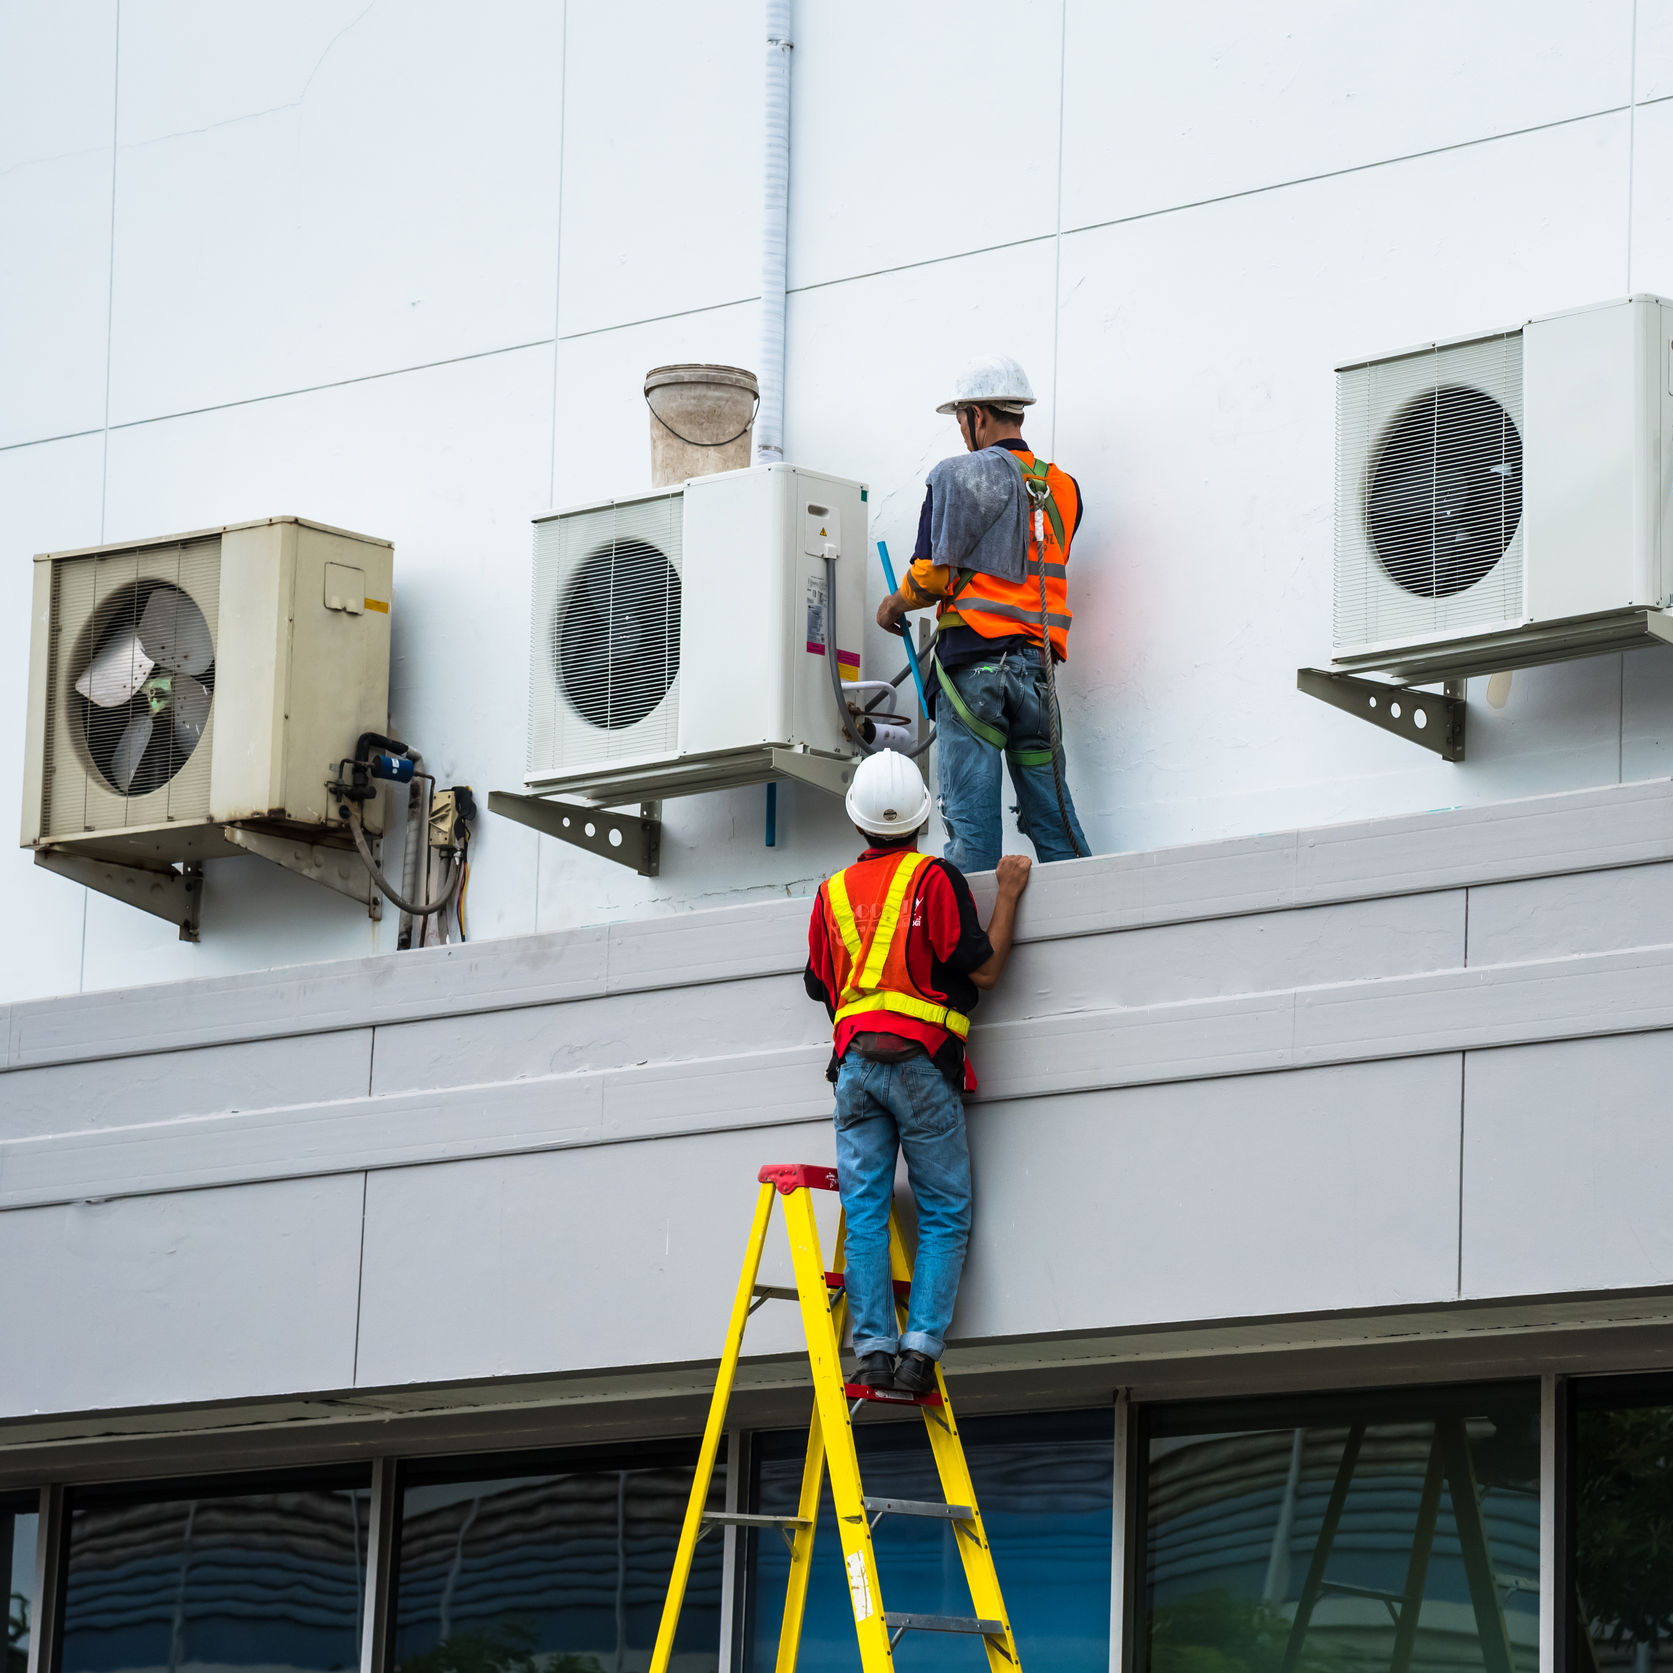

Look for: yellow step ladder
[649,1161,1021,1672]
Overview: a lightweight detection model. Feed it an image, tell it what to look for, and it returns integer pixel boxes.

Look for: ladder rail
[780,1183,899,1668]
[888,1213,1020,1671]
[774,1216,847,1673]
[648,1179,778,1673]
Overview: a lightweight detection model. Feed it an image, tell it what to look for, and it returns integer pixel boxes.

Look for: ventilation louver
[1335,331,1525,657]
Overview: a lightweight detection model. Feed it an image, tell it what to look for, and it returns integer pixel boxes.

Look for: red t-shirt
[804,844,992,1088]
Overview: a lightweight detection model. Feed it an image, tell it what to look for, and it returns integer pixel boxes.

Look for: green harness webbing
[932,653,1056,768]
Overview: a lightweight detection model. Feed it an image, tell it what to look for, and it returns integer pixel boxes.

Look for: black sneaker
[894,1350,938,1394]
[852,1351,897,1390]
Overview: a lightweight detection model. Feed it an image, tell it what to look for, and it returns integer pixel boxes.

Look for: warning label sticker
[805,575,828,654]
[846,1550,873,1622]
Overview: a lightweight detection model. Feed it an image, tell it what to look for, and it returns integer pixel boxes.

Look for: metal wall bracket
[33,849,204,941]
[223,826,383,918]
[489,790,661,876]
[1297,667,1466,762]
[769,747,857,800]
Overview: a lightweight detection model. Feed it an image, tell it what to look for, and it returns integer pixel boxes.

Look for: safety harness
[825,850,971,1040]
[931,451,1065,770]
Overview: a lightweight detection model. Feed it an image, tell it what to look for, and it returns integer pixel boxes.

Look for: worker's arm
[803,890,838,1019]
[877,560,949,635]
[969,854,1032,990]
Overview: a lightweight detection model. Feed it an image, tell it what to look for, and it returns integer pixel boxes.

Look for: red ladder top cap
[758,1163,840,1194]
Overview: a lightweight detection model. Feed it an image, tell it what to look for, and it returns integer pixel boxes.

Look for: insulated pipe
[755,0,791,464]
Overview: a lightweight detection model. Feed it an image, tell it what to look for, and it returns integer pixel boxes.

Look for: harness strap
[1005,451,1066,551]
[932,654,1060,768]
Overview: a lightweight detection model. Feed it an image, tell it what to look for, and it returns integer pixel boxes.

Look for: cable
[455,829,471,942]
[348,804,462,916]
[823,553,936,760]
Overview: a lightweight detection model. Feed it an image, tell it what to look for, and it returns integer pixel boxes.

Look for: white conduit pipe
[756,0,791,463]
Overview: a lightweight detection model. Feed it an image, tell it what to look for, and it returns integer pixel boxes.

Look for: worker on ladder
[875,353,1091,873]
[804,749,1031,1395]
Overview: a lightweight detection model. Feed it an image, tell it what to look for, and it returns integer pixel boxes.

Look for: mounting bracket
[489,790,661,877]
[769,747,857,800]
[223,826,382,918]
[34,849,204,942]
[1297,667,1466,762]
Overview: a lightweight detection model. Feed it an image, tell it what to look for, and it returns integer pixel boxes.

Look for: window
[1568,1376,1673,1673]
[57,1473,370,1673]
[746,1408,1113,1670]
[0,1499,37,1672]
[390,1448,724,1671]
[1139,1384,1540,1673]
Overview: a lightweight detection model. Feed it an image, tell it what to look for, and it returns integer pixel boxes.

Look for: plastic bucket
[644,364,759,486]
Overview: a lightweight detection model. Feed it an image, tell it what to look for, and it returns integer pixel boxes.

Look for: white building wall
[4,1,1673,1005]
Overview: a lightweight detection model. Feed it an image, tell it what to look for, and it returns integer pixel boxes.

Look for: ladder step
[824,1270,911,1297]
[750,1284,799,1302]
[864,1495,972,1521]
[843,1381,943,1408]
[701,1512,811,1529]
[883,1611,1006,1635]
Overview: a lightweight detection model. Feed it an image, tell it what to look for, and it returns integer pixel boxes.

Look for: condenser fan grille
[41,536,222,838]
[1367,384,1523,598]
[557,538,681,729]
[528,492,683,776]
[1334,330,1525,653]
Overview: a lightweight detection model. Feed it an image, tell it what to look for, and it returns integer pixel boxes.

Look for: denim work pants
[937,647,1090,875]
[833,1052,972,1359]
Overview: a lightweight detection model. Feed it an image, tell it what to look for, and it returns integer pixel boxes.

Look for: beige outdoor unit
[21,517,395,937]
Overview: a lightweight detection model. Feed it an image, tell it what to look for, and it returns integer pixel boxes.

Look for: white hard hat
[845,749,932,838]
[935,353,1037,415]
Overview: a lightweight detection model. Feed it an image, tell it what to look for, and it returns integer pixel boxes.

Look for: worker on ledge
[804,749,1031,1393]
[876,353,1091,873]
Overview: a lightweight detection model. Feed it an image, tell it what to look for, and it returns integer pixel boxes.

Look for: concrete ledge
[7,775,1672,1073]
[7,940,1672,1211]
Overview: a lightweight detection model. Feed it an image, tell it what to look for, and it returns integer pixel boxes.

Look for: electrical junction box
[526,463,869,804]
[21,516,394,868]
[1332,295,1673,680]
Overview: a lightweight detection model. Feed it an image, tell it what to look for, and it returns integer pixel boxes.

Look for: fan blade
[138,588,213,675]
[111,710,155,793]
[170,673,211,751]
[75,631,155,708]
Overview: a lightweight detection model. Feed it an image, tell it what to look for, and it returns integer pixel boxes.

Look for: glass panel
[392,1461,723,1672]
[4,1508,37,1671]
[746,1408,1113,1671]
[1142,1385,1540,1673]
[59,1484,369,1673]
[1572,1386,1673,1673]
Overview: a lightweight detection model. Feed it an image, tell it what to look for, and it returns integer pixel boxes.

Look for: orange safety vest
[937,450,1077,661]
[818,849,971,1045]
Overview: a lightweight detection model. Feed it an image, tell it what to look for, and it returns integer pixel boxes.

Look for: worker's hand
[995,853,1032,897]
[876,592,909,636]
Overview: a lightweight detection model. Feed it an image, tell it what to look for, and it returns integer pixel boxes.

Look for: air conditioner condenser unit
[1332,294,1673,681]
[21,516,396,934]
[525,464,871,805]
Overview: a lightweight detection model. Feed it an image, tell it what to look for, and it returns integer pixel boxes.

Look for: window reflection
[1141,1386,1540,1673]
[747,1408,1113,1671]
[1572,1385,1673,1673]
[391,1453,723,1672]
[0,1501,37,1672]
[58,1479,369,1673]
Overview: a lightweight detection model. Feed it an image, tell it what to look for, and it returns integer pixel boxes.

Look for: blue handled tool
[877,540,931,719]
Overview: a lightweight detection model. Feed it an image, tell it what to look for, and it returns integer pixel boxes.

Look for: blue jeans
[833,1053,971,1359]
[936,647,1090,874]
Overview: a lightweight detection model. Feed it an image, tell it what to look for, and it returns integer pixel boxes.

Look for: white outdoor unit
[21,518,395,932]
[526,464,869,803]
[1333,295,1673,680]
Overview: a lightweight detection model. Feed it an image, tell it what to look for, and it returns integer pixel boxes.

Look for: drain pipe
[756,0,791,464]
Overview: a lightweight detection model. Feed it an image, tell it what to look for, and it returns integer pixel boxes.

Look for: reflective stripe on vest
[823,850,972,1043]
